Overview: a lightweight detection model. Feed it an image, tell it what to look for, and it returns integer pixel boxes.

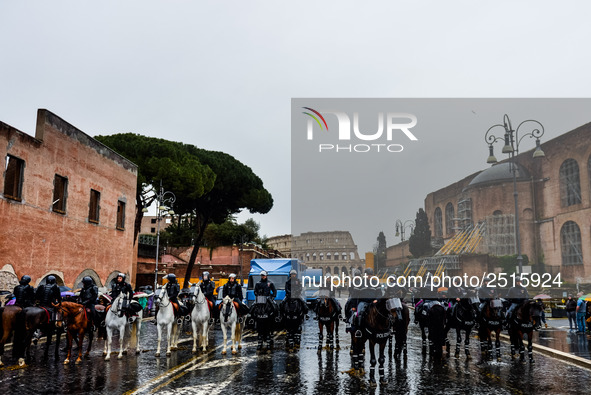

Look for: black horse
[316,293,340,353]
[387,297,410,360]
[508,299,543,363]
[250,297,279,353]
[416,300,447,359]
[444,294,478,359]
[356,299,392,387]
[478,298,504,362]
[280,298,306,352]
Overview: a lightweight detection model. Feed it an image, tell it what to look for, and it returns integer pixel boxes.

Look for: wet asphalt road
[1,313,591,394]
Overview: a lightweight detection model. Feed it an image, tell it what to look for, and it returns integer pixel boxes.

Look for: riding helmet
[289,269,297,276]
[364,267,374,276]
[117,272,126,281]
[260,271,268,277]
[167,273,177,282]
[203,271,210,280]
[82,276,93,286]
[20,275,31,285]
[229,273,236,279]
[47,275,56,285]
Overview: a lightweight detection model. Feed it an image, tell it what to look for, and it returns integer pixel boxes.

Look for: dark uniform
[254,273,278,317]
[164,274,187,316]
[222,276,249,316]
[110,273,133,313]
[13,275,35,308]
[36,275,62,321]
[505,282,529,321]
[79,276,98,328]
[284,273,308,314]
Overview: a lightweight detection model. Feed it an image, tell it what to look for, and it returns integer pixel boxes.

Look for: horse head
[154,287,170,307]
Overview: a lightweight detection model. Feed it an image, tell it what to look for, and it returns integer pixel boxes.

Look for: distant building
[269,231,364,275]
[0,109,137,290]
[386,121,591,284]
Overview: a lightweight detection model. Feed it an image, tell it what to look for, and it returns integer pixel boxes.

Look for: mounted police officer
[222,273,249,319]
[284,269,308,315]
[109,273,133,314]
[505,279,529,325]
[164,273,187,317]
[477,277,497,317]
[78,276,99,330]
[351,267,382,337]
[345,268,363,329]
[35,275,62,321]
[13,275,35,308]
[254,271,279,317]
[314,273,341,319]
[200,271,217,321]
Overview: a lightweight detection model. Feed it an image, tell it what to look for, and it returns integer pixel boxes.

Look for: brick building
[417,121,591,283]
[0,109,137,290]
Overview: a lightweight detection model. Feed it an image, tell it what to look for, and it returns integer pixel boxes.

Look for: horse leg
[379,343,387,385]
[86,328,94,360]
[221,322,228,355]
[166,324,172,357]
[335,321,340,350]
[420,324,427,351]
[105,327,112,360]
[455,328,461,359]
[519,333,525,362]
[117,323,125,360]
[231,322,237,355]
[495,330,501,362]
[369,342,377,387]
[328,324,334,350]
[464,329,471,359]
[191,319,198,353]
[318,324,323,353]
[76,331,84,363]
[155,322,162,357]
[64,330,73,364]
[136,320,142,354]
[528,333,534,364]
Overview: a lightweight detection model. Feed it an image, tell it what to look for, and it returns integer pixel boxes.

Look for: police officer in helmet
[35,275,62,321]
[79,276,99,330]
[254,271,279,316]
[284,269,308,315]
[222,273,249,319]
[110,272,133,313]
[200,271,217,321]
[13,275,35,308]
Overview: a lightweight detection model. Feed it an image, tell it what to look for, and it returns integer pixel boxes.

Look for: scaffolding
[484,214,516,256]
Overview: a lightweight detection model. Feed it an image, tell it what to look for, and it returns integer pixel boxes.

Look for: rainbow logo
[302,107,328,131]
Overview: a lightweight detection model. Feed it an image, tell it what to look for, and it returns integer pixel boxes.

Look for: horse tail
[12,308,26,358]
[233,322,241,342]
[129,321,138,349]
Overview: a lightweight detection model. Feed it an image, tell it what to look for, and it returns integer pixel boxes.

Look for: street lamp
[144,180,176,290]
[484,114,545,275]
[395,219,415,241]
[238,234,248,285]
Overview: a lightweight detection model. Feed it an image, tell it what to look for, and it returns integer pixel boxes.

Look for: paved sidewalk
[531,317,591,360]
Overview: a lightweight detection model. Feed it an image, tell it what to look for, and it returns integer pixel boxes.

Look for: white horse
[103,294,127,360]
[219,296,243,355]
[154,287,179,357]
[189,284,211,353]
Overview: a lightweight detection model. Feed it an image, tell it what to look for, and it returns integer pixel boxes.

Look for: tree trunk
[183,214,209,288]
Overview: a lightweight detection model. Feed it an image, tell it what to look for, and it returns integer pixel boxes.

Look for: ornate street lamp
[395,219,415,241]
[484,114,545,274]
[143,180,176,290]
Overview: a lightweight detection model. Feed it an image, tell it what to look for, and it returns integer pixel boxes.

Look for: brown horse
[57,301,94,364]
[316,293,340,353]
[508,300,543,363]
[0,306,22,366]
[361,299,392,387]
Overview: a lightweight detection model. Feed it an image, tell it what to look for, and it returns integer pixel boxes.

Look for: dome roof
[467,162,530,189]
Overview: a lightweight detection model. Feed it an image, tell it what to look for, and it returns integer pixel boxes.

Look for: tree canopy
[95,133,274,287]
[409,208,432,258]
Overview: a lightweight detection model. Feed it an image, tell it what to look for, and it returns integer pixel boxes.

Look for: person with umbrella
[576,294,587,334]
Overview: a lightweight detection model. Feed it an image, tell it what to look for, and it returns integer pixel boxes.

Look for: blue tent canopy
[249,259,296,275]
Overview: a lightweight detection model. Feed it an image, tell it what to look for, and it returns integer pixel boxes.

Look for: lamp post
[238,234,248,285]
[144,180,176,290]
[395,219,415,241]
[484,114,545,275]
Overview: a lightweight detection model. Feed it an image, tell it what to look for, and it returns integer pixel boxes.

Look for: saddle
[172,302,189,317]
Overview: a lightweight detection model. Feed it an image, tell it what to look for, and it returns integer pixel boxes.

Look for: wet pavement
[1,311,591,394]
[528,317,591,360]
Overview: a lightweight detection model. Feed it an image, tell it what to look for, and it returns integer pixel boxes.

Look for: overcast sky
[2,1,591,254]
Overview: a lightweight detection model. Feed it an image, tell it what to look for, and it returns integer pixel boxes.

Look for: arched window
[561,221,583,265]
[493,210,502,216]
[560,159,581,206]
[434,207,443,238]
[325,266,332,275]
[445,203,455,236]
